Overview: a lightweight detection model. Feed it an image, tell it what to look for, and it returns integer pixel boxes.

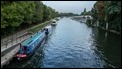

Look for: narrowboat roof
[21,25,52,47]
[21,31,43,46]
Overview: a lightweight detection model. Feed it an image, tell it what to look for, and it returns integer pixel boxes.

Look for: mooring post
[106,23,108,30]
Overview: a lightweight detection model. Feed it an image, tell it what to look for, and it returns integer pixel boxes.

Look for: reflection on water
[4,17,121,68]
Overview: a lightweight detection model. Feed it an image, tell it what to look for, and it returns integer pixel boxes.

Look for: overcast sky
[42,1,96,15]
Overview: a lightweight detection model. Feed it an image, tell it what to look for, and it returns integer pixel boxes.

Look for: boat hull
[16,25,52,61]
[17,36,46,61]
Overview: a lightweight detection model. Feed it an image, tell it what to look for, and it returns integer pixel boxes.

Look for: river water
[4,17,121,68]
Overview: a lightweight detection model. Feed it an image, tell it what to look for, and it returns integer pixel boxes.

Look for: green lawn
[28,20,51,33]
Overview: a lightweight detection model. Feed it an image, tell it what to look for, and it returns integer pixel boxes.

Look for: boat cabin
[17,25,52,60]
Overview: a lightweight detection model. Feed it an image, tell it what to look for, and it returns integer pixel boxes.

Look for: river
[4,17,121,68]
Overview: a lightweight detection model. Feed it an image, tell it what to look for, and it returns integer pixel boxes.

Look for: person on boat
[45,28,49,35]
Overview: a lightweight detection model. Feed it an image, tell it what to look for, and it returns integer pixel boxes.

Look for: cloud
[42,1,96,14]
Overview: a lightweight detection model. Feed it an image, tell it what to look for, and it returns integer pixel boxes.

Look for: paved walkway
[1,34,31,52]
[1,45,20,68]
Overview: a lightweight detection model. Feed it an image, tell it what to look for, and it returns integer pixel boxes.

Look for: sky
[42,1,96,15]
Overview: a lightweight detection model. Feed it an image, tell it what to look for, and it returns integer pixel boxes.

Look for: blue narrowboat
[16,26,52,60]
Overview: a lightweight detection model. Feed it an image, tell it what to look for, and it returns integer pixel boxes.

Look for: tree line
[81,8,91,15]
[58,12,79,17]
[1,1,58,37]
[87,1,121,33]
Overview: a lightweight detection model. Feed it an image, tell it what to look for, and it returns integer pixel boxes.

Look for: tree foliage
[33,1,44,23]
[58,12,79,17]
[1,1,58,37]
[81,8,91,15]
[104,1,121,31]
[91,1,121,32]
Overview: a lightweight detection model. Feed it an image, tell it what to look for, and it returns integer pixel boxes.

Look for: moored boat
[52,20,56,23]
[51,23,57,26]
[16,26,52,61]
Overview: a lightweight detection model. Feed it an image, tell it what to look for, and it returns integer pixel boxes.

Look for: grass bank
[28,20,51,34]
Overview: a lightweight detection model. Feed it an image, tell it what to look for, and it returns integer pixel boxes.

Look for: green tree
[81,8,91,15]
[33,1,44,24]
[1,1,59,37]
[91,1,121,33]
[104,1,121,31]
